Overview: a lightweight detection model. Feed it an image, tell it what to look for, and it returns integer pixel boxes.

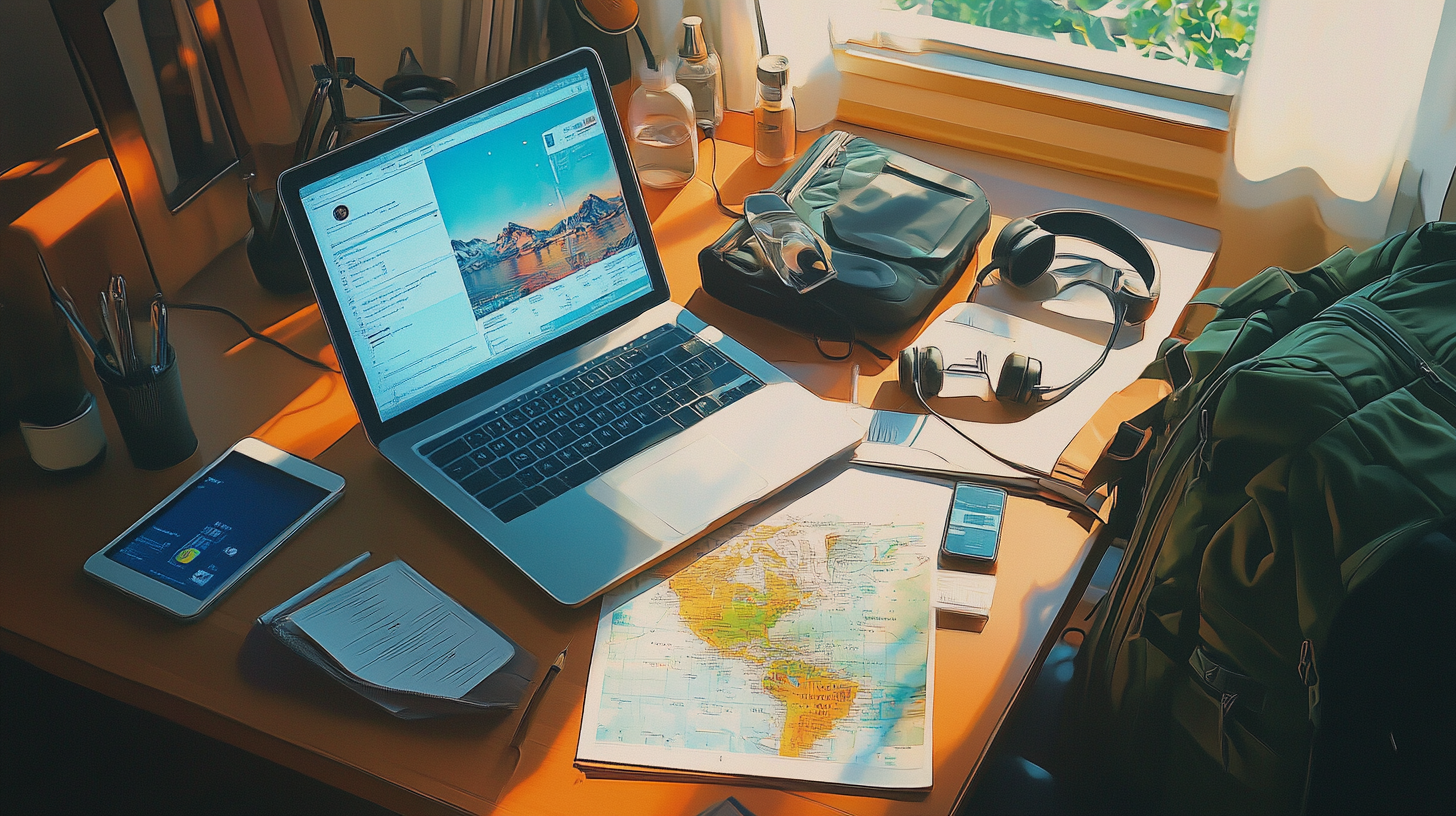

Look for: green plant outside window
[897,0,1261,76]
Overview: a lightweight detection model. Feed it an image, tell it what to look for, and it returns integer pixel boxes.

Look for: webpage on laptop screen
[300,70,652,422]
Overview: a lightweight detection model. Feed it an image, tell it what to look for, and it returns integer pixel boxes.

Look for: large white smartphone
[83,438,345,620]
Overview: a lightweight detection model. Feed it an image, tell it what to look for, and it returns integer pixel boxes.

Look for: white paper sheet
[903,234,1208,473]
[288,560,513,699]
[577,467,951,789]
[936,570,997,618]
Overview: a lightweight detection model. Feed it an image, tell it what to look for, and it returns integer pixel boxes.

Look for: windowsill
[832,44,1229,199]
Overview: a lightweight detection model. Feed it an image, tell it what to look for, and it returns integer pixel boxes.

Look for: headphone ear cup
[995,353,1043,404]
[920,346,945,398]
[898,348,917,395]
[992,217,1039,262]
[1004,230,1057,289]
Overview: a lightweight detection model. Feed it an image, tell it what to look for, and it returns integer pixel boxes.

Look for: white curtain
[1228,0,1456,241]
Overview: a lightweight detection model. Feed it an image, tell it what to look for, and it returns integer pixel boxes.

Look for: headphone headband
[984,209,1161,325]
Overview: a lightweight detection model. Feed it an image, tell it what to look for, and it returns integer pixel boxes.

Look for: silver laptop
[278,49,863,605]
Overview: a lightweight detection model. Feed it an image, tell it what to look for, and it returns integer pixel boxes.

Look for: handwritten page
[288,561,513,699]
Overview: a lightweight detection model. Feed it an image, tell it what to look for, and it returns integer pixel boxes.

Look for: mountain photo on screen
[425,99,639,323]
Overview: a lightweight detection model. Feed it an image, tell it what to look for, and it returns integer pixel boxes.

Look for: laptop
[277,49,864,606]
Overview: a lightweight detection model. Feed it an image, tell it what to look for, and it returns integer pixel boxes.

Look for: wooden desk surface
[0,123,1217,816]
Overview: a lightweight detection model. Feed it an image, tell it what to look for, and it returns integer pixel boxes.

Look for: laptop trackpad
[613,436,768,534]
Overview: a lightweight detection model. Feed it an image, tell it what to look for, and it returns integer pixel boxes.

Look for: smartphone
[83,438,345,620]
[942,482,1006,563]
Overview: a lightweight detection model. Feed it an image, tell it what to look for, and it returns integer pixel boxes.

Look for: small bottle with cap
[753,55,795,167]
[675,16,723,130]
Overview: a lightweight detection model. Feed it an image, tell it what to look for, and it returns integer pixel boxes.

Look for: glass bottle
[627,61,698,189]
[674,16,723,130]
[753,55,795,167]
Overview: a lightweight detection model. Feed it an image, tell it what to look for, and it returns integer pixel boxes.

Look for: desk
[0,122,1217,815]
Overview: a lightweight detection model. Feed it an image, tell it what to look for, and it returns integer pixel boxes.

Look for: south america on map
[577,468,950,789]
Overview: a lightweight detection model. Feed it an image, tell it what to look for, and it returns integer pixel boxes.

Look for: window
[900,0,1261,78]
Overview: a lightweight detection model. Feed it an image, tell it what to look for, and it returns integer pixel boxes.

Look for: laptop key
[475,477,523,507]
[428,439,470,466]
[524,485,553,506]
[625,387,651,406]
[491,494,535,523]
[607,396,632,415]
[521,398,551,417]
[611,415,642,436]
[668,406,703,429]
[486,437,512,457]
[740,379,764,395]
[647,357,676,376]
[592,425,622,447]
[604,378,631,396]
[682,357,713,378]
[484,418,511,436]
[443,456,477,481]
[568,396,594,416]
[568,416,594,436]
[528,437,555,457]
[555,444,583,466]
[661,368,691,388]
[558,461,599,489]
[488,458,516,479]
[588,406,614,425]
[668,386,696,405]
[547,406,573,424]
[623,368,653,387]
[547,426,577,447]
[506,427,533,447]
[644,378,669,397]
[459,467,498,495]
[517,466,544,487]
[528,415,554,435]
[504,409,529,427]
[580,368,608,387]
[509,448,536,467]
[691,396,722,417]
[561,379,585,397]
[572,435,603,458]
[664,345,694,365]
[589,418,680,473]
[544,390,570,407]
[469,448,495,467]
[464,429,489,449]
[630,405,661,424]
[540,476,572,497]
[650,395,679,415]
[536,455,565,478]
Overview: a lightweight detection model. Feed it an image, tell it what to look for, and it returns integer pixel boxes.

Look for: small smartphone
[942,482,1007,563]
[83,438,345,620]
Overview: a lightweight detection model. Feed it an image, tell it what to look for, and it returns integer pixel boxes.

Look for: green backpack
[1076,222,1456,813]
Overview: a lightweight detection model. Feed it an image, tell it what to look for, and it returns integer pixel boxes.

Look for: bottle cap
[756,55,789,89]
[638,60,670,90]
[679,16,709,62]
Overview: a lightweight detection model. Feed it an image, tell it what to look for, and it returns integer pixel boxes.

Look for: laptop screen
[298,69,653,422]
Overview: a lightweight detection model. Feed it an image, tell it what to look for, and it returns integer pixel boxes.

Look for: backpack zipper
[777,130,853,203]
[1331,302,1456,406]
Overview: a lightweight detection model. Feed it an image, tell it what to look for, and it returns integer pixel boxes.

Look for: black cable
[167,302,340,373]
[909,362,1056,481]
[705,128,743,218]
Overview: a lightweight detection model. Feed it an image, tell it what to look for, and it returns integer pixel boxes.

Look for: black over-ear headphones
[900,209,1160,407]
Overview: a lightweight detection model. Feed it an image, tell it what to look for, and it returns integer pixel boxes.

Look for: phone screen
[105,452,329,599]
[943,483,1006,561]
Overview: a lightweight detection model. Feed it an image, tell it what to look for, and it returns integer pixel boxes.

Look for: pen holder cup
[96,346,198,470]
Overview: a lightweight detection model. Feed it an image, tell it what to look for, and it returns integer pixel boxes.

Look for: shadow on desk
[0,650,398,816]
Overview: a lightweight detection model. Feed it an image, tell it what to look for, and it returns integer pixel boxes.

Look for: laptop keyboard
[417,325,764,523]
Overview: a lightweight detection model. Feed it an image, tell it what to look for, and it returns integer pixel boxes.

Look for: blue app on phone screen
[943,483,1006,561]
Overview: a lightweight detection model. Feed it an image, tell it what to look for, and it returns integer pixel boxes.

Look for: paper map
[578,468,950,788]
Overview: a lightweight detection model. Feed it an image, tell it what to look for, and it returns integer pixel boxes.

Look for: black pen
[509,648,566,748]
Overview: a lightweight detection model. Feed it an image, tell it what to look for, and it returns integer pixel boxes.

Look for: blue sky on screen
[424,89,623,244]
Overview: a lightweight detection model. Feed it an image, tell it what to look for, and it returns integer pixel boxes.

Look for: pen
[110,275,140,376]
[37,251,117,375]
[98,291,122,375]
[256,550,371,625]
[150,295,167,372]
[509,648,566,748]
[850,363,861,405]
